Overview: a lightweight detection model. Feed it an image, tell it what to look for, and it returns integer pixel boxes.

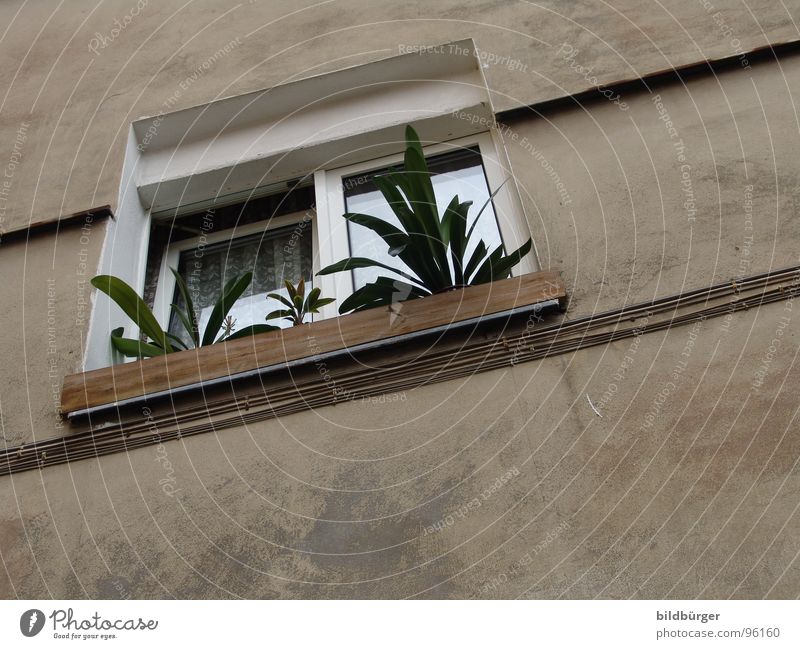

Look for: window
[83,39,538,371]
[343,146,504,289]
[138,131,534,346]
[316,132,535,304]
[147,185,317,343]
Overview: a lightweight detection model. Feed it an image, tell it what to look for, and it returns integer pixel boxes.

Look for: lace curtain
[169,224,313,345]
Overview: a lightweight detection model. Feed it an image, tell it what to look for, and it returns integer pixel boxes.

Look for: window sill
[60,270,567,416]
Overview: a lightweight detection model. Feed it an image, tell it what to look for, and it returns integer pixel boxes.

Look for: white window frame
[150,129,535,325]
[151,211,320,331]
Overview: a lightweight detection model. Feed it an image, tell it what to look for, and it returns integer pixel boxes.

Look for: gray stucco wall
[0,1,799,598]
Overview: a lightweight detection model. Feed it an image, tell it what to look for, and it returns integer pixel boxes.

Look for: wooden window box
[60,270,566,416]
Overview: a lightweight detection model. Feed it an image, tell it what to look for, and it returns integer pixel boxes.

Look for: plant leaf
[169,305,197,350]
[202,272,252,346]
[338,276,428,313]
[169,268,200,347]
[91,275,173,352]
[312,126,529,302]
[403,127,438,227]
[110,327,167,359]
[444,199,471,285]
[303,286,320,314]
[484,238,533,281]
[221,324,280,341]
[163,324,190,350]
[312,297,336,308]
[465,179,507,245]
[371,175,415,225]
[401,127,450,280]
[318,256,425,287]
[265,309,293,321]
[284,279,296,301]
[267,293,295,310]
[370,174,442,289]
[471,245,506,285]
[438,195,461,248]
[463,240,488,283]
[343,212,410,256]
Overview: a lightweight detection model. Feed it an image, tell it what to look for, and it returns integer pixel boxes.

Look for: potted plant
[265,278,335,327]
[317,125,532,313]
[91,269,277,359]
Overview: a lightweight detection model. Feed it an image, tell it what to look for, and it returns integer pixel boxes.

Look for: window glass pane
[145,184,314,311]
[343,147,503,288]
[169,223,313,346]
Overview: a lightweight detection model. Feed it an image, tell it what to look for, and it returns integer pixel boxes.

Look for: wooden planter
[60,270,566,415]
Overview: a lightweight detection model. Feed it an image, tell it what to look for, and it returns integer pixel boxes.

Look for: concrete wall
[0,1,799,598]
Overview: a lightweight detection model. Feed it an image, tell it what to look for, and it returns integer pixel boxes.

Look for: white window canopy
[133,38,497,214]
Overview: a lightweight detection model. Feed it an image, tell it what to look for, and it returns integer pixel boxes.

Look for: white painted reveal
[132,39,495,213]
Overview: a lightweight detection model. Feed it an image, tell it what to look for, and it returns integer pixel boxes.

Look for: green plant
[265,278,335,326]
[91,269,277,359]
[317,125,532,313]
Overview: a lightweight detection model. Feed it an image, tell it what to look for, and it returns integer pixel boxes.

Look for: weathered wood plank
[60,270,565,413]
